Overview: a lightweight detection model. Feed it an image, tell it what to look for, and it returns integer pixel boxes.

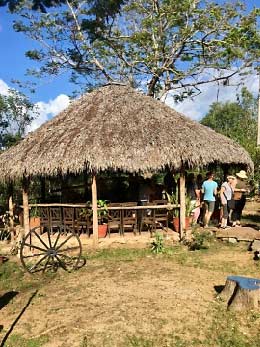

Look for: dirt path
[1,245,256,347]
[1,199,260,346]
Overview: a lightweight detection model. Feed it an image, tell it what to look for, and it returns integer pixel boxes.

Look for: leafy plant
[166,188,193,218]
[30,206,40,218]
[150,232,165,254]
[166,188,179,218]
[97,199,108,220]
[187,229,213,251]
[0,210,19,229]
[84,199,108,223]
[185,195,194,217]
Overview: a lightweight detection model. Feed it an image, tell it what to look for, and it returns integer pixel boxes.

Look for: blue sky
[0,0,259,131]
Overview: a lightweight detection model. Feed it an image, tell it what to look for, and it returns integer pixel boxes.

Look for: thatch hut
[0,84,253,243]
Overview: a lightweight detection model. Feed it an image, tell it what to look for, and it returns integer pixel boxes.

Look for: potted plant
[166,190,193,233]
[97,199,108,238]
[85,200,108,238]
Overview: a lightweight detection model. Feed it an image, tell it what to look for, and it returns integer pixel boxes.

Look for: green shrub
[188,230,213,251]
[150,232,165,254]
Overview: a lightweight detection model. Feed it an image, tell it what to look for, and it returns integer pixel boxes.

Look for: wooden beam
[179,168,186,240]
[92,174,98,248]
[257,73,260,146]
[8,183,14,230]
[8,183,15,245]
[28,203,179,210]
[22,177,30,238]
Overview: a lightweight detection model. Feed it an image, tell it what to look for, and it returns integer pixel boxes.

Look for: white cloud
[0,79,9,95]
[0,78,70,132]
[28,94,70,132]
[165,73,259,121]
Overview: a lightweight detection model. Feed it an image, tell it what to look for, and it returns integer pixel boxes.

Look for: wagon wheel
[20,225,82,274]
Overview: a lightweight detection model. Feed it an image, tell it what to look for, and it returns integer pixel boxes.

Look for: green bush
[150,232,165,254]
[188,230,213,251]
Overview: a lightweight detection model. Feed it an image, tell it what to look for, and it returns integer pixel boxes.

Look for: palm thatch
[0,84,253,181]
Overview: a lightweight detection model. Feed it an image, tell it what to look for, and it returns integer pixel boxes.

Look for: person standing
[186,173,201,224]
[219,175,236,229]
[201,172,218,228]
[232,170,249,226]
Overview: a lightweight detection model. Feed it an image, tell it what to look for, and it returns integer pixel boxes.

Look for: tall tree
[0,89,37,149]
[201,87,260,178]
[1,0,259,97]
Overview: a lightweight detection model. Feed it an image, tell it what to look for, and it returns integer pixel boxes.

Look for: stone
[250,239,260,252]
[228,237,237,243]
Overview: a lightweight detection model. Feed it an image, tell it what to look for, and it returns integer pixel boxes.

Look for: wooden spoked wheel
[20,225,82,274]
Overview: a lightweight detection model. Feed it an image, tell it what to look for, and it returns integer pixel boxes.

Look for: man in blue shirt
[201,172,218,228]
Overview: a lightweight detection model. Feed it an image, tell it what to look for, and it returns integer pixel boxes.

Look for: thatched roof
[0,84,253,180]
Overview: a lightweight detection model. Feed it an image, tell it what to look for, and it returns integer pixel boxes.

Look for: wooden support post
[179,168,186,240]
[22,177,30,238]
[8,183,14,230]
[92,174,98,248]
[8,183,15,244]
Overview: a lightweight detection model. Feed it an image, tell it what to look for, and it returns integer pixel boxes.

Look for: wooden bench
[220,275,260,311]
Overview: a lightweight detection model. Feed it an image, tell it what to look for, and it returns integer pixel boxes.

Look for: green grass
[78,243,260,347]
[0,261,25,291]
[83,240,258,276]
[0,260,57,293]
[3,333,48,347]
[86,247,150,262]
[2,239,260,347]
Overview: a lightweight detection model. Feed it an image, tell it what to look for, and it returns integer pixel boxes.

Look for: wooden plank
[27,203,180,210]
[28,203,86,208]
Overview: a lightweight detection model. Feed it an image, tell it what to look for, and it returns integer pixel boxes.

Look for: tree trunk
[220,275,260,311]
[147,75,159,97]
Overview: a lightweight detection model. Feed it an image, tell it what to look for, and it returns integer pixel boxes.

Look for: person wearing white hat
[231,170,249,226]
[236,170,248,180]
[219,175,236,229]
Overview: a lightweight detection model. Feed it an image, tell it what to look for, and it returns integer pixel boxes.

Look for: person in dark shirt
[232,170,249,226]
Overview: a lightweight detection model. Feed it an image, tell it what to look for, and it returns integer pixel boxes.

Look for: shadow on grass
[76,256,87,270]
[242,214,260,229]
[0,290,38,347]
[0,291,18,310]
